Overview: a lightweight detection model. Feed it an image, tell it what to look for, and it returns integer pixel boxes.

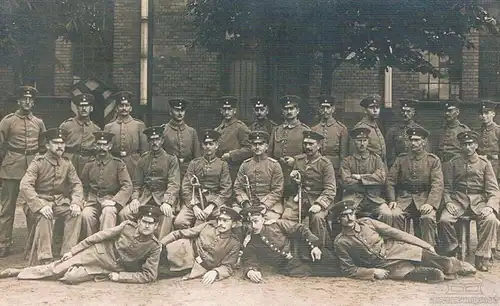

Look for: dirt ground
[0,207,499,306]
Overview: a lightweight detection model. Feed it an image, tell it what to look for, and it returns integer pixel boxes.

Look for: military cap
[247,205,267,216]
[220,96,237,108]
[478,100,497,112]
[93,131,115,144]
[457,131,479,143]
[250,97,270,109]
[18,85,38,98]
[249,131,270,143]
[442,98,462,110]
[303,130,325,142]
[143,126,165,140]
[360,94,382,108]
[112,91,134,104]
[219,206,242,221]
[317,95,335,106]
[350,127,371,139]
[44,128,69,142]
[201,129,221,143]
[278,95,301,108]
[138,205,162,222]
[399,99,418,110]
[329,200,355,220]
[73,93,95,106]
[406,127,430,139]
[169,98,189,110]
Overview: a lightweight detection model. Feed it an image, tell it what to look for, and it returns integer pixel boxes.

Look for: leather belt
[112,151,140,158]
[8,147,38,155]
[401,184,429,194]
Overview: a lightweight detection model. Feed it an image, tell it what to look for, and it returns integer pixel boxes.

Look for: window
[418,53,461,100]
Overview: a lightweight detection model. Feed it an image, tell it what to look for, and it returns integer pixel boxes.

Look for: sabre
[190,175,205,210]
[292,171,303,223]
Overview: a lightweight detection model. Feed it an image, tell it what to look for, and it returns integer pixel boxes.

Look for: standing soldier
[249,97,277,135]
[352,94,386,163]
[60,93,101,177]
[80,132,133,237]
[386,99,426,168]
[476,100,500,178]
[175,130,232,229]
[104,91,148,178]
[119,126,180,239]
[0,85,46,257]
[162,98,201,178]
[20,128,83,266]
[439,131,499,272]
[282,131,335,247]
[436,99,470,165]
[214,96,252,181]
[387,127,443,248]
[234,131,284,219]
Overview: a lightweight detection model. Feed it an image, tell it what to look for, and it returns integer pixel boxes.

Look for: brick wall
[462,30,480,100]
[54,38,73,96]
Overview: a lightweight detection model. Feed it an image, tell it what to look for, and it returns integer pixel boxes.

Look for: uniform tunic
[250,118,277,136]
[162,120,201,177]
[476,122,500,178]
[311,117,349,172]
[352,117,386,162]
[385,120,425,167]
[436,119,470,163]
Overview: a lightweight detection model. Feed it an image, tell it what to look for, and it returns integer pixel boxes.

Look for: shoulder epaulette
[242,157,253,163]
[267,157,278,163]
[333,232,345,244]
[132,118,145,124]
[3,113,15,119]
[295,154,307,160]
[87,157,96,162]
[301,122,310,129]
[337,121,347,129]
[140,151,150,157]
[448,155,460,163]
[269,119,278,126]
[426,153,439,160]
[112,156,123,162]
[61,117,74,124]
[192,156,203,163]
[478,155,489,163]
[34,154,45,161]
[264,219,277,225]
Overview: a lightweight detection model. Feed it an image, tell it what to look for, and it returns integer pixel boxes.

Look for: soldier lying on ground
[331,200,476,283]
[242,206,341,283]
[159,206,241,285]
[0,205,162,285]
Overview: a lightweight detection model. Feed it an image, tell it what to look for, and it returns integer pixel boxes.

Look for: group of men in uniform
[0,85,496,285]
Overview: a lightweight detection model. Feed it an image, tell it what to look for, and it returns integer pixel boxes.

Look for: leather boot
[404,267,445,284]
[0,268,21,278]
[475,256,489,272]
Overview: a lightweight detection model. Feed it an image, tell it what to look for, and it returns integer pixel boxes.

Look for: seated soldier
[332,200,476,283]
[80,131,133,237]
[160,206,241,284]
[242,206,341,283]
[20,128,83,266]
[0,205,162,285]
[340,127,391,224]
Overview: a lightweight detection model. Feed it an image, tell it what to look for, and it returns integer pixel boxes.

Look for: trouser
[419,249,460,275]
[174,205,221,229]
[355,198,396,227]
[393,202,437,247]
[119,204,172,239]
[282,247,341,277]
[81,205,120,238]
[24,204,82,266]
[0,179,21,249]
[439,208,497,258]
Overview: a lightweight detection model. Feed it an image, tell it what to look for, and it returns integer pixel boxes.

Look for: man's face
[303,139,320,156]
[354,138,368,153]
[46,139,65,157]
[95,141,112,156]
[77,104,93,118]
[149,137,164,152]
[339,211,356,228]
[253,106,268,120]
[479,110,495,125]
[251,140,268,156]
[202,140,219,155]
[217,215,234,233]
[319,105,334,119]
[461,141,478,157]
[409,137,426,153]
[137,217,158,236]
[401,107,415,122]
[170,108,186,121]
[282,105,299,120]
[250,215,265,234]
[18,96,34,111]
[117,102,132,116]
[444,107,459,122]
[221,107,236,120]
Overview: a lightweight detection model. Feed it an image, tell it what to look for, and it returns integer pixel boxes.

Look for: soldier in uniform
[435,99,470,164]
[162,98,201,178]
[339,127,392,225]
[119,126,180,239]
[385,99,426,168]
[60,93,101,177]
[20,128,83,266]
[175,130,232,229]
[476,100,500,178]
[282,131,335,247]
[332,200,476,283]
[0,205,163,285]
[104,91,148,178]
[438,131,499,271]
[160,206,241,284]
[0,85,46,257]
[234,131,284,219]
[242,206,341,283]
[80,131,133,236]
[214,96,253,181]
[249,97,277,135]
[387,127,443,247]
[352,94,386,162]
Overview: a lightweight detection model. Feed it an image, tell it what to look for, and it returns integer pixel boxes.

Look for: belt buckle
[195,256,203,264]
[120,151,127,157]
[179,158,184,163]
